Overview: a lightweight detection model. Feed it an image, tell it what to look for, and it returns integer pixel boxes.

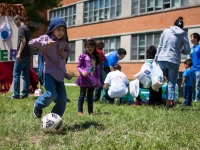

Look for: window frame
[83,0,122,24]
[132,0,188,15]
[49,5,76,27]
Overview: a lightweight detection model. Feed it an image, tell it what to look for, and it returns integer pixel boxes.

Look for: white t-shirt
[104,70,129,98]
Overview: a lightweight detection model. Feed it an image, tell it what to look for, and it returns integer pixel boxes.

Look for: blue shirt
[103,51,119,67]
[182,68,195,86]
[190,44,200,71]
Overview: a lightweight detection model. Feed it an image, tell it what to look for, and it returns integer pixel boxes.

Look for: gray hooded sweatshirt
[155,26,190,65]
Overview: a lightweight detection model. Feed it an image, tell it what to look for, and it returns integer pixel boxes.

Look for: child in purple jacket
[76,38,101,116]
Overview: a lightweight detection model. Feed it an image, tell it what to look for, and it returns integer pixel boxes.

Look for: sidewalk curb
[64,83,77,86]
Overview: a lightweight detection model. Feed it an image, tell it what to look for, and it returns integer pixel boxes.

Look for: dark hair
[191,32,200,42]
[117,48,127,55]
[174,17,184,29]
[113,64,121,71]
[184,59,193,67]
[146,45,157,59]
[84,38,101,65]
[96,40,104,50]
[15,15,24,22]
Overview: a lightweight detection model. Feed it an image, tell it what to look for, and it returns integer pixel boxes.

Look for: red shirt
[97,49,107,62]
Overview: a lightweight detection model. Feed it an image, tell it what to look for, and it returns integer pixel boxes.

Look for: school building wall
[35,0,200,79]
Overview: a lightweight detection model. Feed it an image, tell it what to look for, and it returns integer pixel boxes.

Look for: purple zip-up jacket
[29,33,71,82]
[76,54,101,87]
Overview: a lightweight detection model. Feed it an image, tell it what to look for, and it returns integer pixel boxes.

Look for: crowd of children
[26,16,200,119]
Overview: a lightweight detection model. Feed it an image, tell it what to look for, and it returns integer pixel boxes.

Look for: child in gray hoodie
[155,16,190,109]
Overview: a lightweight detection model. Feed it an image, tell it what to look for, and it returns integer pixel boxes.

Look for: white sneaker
[193,100,199,102]
[114,98,121,105]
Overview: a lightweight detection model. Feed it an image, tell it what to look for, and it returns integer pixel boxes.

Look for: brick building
[36,0,200,79]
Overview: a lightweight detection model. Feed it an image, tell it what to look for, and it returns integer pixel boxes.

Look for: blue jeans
[78,87,95,114]
[93,75,103,101]
[183,86,192,106]
[13,57,30,98]
[193,71,200,101]
[34,73,67,117]
[157,61,179,101]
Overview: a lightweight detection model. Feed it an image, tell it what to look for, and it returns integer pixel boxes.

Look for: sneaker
[78,112,83,116]
[114,98,121,105]
[93,98,100,102]
[20,95,28,99]
[101,97,110,103]
[10,94,20,99]
[33,105,42,118]
[67,98,71,102]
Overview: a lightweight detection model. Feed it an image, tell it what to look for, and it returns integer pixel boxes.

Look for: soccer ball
[41,113,63,133]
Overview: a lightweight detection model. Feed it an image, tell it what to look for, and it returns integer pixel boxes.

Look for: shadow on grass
[59,121,105,134]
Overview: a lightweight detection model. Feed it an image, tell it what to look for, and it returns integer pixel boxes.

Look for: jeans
[93,75,103,101]
[157,61,179,101]
[193,71,200,101]
[13,57,30,98]
[34,73,67,117]
[183,86,193,106]
[78,87,95,114]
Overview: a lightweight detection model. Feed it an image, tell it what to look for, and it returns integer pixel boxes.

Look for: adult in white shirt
[103,64,129,104]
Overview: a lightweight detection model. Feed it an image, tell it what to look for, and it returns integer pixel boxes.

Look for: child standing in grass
[93,40,107,101]
[181,59,195,106]
[29,17,72,118]
[76,38,101,116]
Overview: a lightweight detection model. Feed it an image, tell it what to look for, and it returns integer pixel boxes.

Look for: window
[131,32,188,60]
[140,0,146,13]
[96,37,121,54]
[68,41,75,61]
[131,32,162,60]
[132,0,188,15]
[49,5,76,27]
[147,0,154,12]
[84,0,121,23]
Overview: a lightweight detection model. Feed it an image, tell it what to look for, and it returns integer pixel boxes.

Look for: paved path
[64,83,77,86]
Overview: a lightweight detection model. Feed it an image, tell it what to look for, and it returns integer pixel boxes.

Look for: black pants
[78,87,95,114]
[149,87,163,105]
[93,75,104,100]
[136,82,163,105]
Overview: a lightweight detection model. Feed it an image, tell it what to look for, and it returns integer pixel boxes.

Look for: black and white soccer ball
[41,113,63,133]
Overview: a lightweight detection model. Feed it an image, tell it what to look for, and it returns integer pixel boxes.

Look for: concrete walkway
[64,83,77,86]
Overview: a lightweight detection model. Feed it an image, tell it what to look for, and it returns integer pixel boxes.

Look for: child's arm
[29,35,55,50]
[103,73,110,90]
[57,43,71,59]
[64,43,71,58]
[104,83,109,90]
[181,77,186,88]
[77,54,88,77]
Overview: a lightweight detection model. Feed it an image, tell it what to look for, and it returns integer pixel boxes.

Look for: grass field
[1,86,200,150]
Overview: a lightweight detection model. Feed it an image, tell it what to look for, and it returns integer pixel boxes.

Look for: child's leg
[87,87,95,114]
[51,81,67,117]
[187,86,193,106]
[93,75,103,101]
[104,89,114,103]
[78,87,87,113]
[34,74,58,111]
[183,86,189,106]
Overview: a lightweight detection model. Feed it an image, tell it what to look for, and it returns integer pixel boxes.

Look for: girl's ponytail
[174,16,184,29]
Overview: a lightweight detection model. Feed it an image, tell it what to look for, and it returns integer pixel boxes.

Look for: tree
[1,0,62,34]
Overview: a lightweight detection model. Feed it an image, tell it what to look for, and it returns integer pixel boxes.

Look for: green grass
[1,86,200,149]
[64,77,77,83]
